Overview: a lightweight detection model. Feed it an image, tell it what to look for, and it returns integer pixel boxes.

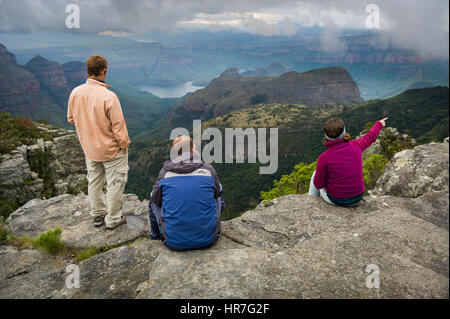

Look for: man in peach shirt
[67,55,130,229]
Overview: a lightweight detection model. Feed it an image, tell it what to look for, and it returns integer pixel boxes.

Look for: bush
[0,217,8,242]
[363,154,389,191]
[250,93,268,105]
[0,112,54,154]
[0,198,19,220]
[76,247,101,262]
[33,228,67,255]
[379,131,415,160]
[261,161,317,201]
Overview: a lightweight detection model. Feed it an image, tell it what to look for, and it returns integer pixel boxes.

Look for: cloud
[0,0,448,57]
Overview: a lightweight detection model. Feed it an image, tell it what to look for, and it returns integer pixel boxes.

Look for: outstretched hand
[379,118,388,127]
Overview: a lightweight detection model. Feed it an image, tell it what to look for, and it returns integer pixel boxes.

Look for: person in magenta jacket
[308,117,388,206]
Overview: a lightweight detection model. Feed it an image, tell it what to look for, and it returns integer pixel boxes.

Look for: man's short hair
[86,55,108,77]
[172,136,194,156]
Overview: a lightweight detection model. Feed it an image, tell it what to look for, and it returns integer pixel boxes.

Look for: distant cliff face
[0,44,16,64]
[0,45,88,128]
[62,61,87,88]
[0,45,70,127]
[182,66,363,117]
[25,55,70,106]
[0,45,42,115]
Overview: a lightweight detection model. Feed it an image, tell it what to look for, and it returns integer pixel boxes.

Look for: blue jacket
[151,152,222,251]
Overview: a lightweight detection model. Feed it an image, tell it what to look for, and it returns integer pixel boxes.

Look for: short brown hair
[172,136,194,156]
[86,55,108,77]
[323,118,350,143]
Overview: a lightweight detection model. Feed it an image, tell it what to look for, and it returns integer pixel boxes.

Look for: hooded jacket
[151,152,221,251]
[313,121,383,199]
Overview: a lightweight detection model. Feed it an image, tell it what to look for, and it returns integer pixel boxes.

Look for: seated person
[309,117,387,206]
[148,136,225,251]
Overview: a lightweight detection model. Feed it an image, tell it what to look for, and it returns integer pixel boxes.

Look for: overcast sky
[0,0,448,57]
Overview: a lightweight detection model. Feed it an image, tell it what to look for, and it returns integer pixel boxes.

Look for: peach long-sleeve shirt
[67,78,130,162]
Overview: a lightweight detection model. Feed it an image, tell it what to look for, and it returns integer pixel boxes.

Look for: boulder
[374,139,449,197]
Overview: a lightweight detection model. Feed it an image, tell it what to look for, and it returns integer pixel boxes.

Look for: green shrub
[76,247,101,262]
[363,154,389,191]
[0,198,19,220]
[261,161,317,201]
[33,228,66,255]
[0,217,8,242]
[0,112,54,154]
[379,131,415,160]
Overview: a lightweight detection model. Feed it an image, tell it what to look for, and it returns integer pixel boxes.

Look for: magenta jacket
[313,121,384,199]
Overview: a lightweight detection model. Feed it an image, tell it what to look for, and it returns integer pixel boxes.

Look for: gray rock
[0,130,87,206]
[53,239,163,299]
[6,193,150,249]
[137,192,448,299]
[0,245,66,299]
[374,140,449,197]
[0,148,44,205]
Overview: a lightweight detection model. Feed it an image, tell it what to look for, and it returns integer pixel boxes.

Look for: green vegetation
[0,221,132,261]
[33,228,67,255]
[75,247,101,261]
[0,216,8,242]
[5,228,67,256]
[75,243,123,262]
[417,117,449,144]
[261,162,317,201]
[28,147,57,199]
[0,198,19,220]
[363,154,389,191]
[342,86,449,142]
[66,178,88,196]
[250,93,268,105]
[0,112,54,154]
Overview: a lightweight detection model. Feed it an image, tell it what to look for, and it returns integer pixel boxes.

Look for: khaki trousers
[85,150,129,227]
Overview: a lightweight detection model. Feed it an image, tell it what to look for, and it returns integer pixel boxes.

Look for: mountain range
[136,66,363,140]
[7,31,449,100]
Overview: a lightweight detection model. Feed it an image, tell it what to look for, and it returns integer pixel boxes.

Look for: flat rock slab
[7,193,150,249]
[0,245,67,299]
[54,239,163,299]
[137,192,449,299]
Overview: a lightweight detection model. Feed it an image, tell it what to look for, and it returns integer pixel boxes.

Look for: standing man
[67,55,130,229]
